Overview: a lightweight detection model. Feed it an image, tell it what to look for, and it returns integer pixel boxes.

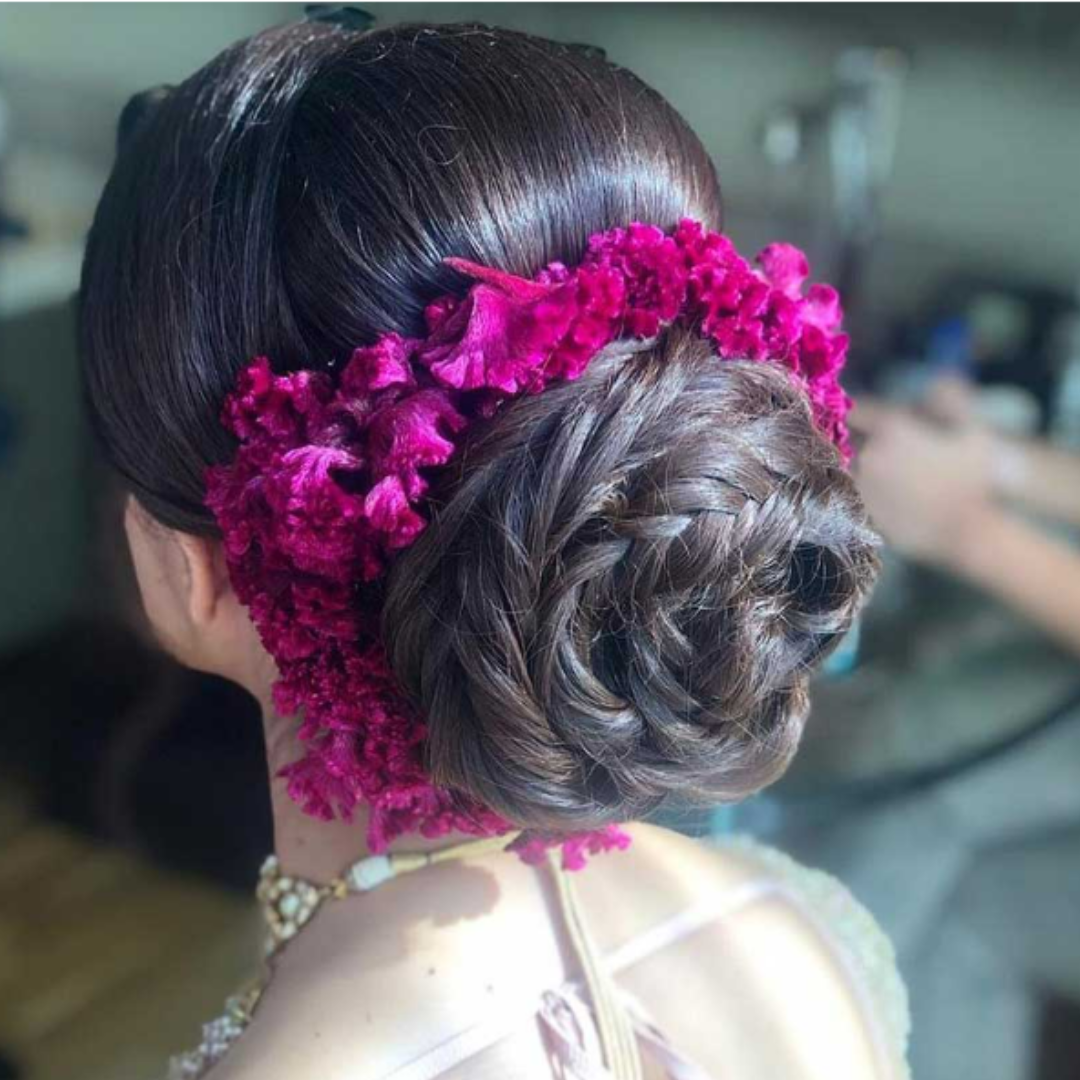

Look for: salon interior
[2,4,1080,1079]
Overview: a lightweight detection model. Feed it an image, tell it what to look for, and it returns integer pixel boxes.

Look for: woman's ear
[124,497,262,684]
[174,532,232,628]
[173,533,270,688]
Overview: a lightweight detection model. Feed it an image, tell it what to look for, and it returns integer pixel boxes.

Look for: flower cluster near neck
[204,219,850,869]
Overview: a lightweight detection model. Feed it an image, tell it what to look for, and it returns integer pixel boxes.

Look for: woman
[80,17,907,1080]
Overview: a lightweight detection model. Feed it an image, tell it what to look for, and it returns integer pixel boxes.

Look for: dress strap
[547,852,644,1080]
[377,877,781,1080]
[606,879,781,975]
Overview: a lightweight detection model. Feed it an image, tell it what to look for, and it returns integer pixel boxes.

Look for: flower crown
[204,218,851,870]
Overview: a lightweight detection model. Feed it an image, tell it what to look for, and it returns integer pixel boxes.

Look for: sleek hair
[81,21,721,531]
[81,20,878,828]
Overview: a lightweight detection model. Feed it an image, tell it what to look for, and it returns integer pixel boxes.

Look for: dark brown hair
[80,20,721,531]
[81,19,879,829]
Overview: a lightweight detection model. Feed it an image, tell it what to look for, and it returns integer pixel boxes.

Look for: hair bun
[383,326,879,831]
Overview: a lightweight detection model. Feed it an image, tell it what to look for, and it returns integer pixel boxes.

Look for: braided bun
[383,326,879,830]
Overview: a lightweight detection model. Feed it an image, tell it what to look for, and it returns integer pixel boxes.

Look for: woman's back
[207,825,908,1080]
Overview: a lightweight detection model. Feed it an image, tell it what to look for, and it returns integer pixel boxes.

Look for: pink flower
[546,266,625,381]
[364,388,467,498]
[419,265,579,393]
[798,326,849,380]
[261,445,368,581]
[364,475,427,549]
[757,242,810,299]
[803,283,842,333]
[584,222,688,337]
[341,334,420,395]
[512,825,634,870]
[222,356,332,450]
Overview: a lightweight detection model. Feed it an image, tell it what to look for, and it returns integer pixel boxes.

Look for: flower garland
[204,219,850,869]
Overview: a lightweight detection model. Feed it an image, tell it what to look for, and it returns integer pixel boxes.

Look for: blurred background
[2,4,1080,1079]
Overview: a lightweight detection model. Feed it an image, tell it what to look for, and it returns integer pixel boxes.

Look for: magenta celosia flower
[419,268,579,393]
[261,445,368,581]
[363,388,467,500]
[756,242,810,299]
[363,475,427,550]
[223,356,333,451]
[204,218,852,869]
[341,333,421,395]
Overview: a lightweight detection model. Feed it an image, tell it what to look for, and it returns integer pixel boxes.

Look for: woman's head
[82,19,878,838]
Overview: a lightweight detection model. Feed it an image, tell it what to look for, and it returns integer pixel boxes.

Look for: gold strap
[548,852,644,1080]
[387,833,520,876]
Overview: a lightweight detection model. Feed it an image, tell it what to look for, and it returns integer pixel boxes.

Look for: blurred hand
[851,396,996,568]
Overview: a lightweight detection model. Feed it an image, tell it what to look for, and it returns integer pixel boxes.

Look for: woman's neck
[260,701,481,884]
